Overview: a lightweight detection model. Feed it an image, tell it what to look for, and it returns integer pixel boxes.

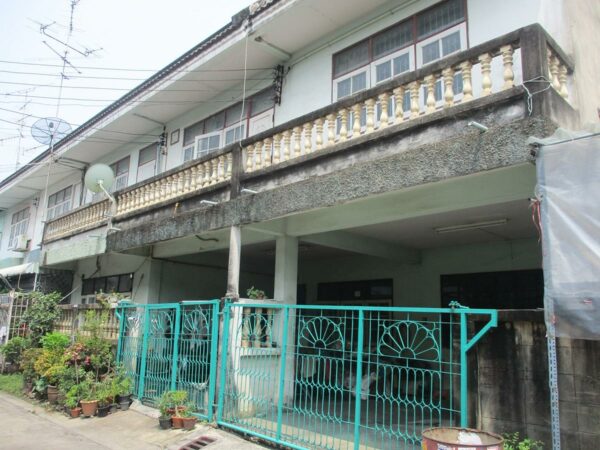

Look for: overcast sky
[0,0,251,181]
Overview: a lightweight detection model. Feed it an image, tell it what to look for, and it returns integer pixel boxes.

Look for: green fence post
[276,307,290,441]
[115,305,126,363]
[207,301,220,422]
[137,306,151,400]
[216,301,231,423]
[170,304,181,391]
[353,309,365,450]
[459,311,468,427]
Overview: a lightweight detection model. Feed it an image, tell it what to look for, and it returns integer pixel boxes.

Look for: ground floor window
[441,269,543,309]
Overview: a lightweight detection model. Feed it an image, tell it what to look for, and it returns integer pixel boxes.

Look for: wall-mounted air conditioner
[12,235,30,252]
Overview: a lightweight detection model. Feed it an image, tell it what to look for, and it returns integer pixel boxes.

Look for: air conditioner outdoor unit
[12,234,30,252]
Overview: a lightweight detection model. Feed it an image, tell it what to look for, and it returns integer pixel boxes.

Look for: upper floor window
[9,207,29,248]
[47,186,73,220]
[137,144,158,182]
[111,156,130,191]
[332,0,466,99]
[182,88,275,163]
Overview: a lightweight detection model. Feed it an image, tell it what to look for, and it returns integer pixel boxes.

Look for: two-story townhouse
[0,0,598,448]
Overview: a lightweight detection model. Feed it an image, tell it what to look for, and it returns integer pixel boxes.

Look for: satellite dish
[31,117,71,145]
[84,164,115,194]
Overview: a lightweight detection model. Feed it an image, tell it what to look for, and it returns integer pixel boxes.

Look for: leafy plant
[34,348,67,386]
[96,376,114,407]
[503,432,544,450]
[78,373,98,402]
[19,291,62,344]
[20,347,42,382]
[246,286,266,300]
[0,336,31,365]
[40,332,70,352]
[64,385,81,409]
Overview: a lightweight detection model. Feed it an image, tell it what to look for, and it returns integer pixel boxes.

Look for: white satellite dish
[84,164,115,194]
[31,117,71,145]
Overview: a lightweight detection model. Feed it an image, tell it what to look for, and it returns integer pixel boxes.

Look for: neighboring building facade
[0,0,598,446]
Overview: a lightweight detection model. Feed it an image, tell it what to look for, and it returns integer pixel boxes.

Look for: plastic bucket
[422,427,504,450]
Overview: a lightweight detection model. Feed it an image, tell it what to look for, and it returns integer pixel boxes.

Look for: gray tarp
[535,131,600,340]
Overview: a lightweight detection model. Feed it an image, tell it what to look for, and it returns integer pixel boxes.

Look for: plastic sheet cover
[536,134,600,340]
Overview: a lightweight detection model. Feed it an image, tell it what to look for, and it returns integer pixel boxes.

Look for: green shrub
[503,433,544,450]
[0,336,31,365]
[40,332,70,352]
[20,291,62,344]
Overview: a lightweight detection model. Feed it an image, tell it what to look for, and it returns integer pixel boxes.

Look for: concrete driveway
[0,392,266,450]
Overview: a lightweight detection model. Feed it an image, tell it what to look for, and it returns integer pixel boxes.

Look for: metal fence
[217,303,497,450]
[116,300,219,420]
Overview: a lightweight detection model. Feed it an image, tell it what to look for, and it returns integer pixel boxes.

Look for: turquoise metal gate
[217,302,496,450]
[116,300,219,420]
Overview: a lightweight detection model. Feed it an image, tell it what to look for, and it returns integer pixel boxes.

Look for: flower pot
[80,400,98,417]
[97,404,110,418]
[167,406,186,416]
[158,416,172,430]
[171,416,184,429]
[119,400,130,411]
[116,394,132,404]
[47,385,59,405]
[70,407,82,418]
[109,403,118,414]
[181,417,197,430]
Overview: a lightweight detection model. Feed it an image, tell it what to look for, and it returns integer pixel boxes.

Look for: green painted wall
[298,238,541,307]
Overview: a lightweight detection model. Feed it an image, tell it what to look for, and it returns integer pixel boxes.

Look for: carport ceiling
[347,200,536,250]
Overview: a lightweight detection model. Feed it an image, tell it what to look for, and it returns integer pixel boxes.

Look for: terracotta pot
[171,416,184,429]
[70,407,82,418]
[47,385,59,405]
[181,417,197,430]
[80,400,98,417]
[167,406,186,416]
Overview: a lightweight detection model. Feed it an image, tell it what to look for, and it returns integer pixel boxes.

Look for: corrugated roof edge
[0,0,281,190]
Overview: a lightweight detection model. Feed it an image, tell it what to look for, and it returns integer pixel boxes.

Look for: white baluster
[558,64,568,99]
[424,75,436,114]
[326,114,336,146]
[442,68,455,107]
[255,142,263,169]
[218,155,225,181]
[500,45,514,90]
[272,133,281,164]
[226,153,232,179]
[393,86,405,123]
[378,92,389,128]
[303,122,313,153]
[550,55,561,91]
[460,61,473,102]
[365,98,375,133]
[314,118,324,150]
[339,109,348,141]
[351,104,361,137]
[479,53,493,96]
[263,138,272,167]
[409,81,420,119]
[293,126,302,157]
[283,130,291,161]
[245,144,254,172]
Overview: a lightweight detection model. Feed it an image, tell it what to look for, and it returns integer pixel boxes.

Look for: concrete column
[274,235,298,304]
[273,236,298,405]
[225,225,241,299]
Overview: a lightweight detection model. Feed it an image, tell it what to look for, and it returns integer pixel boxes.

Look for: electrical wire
[0,58,272,72]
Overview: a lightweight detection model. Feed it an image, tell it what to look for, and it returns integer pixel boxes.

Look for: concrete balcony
[42,24,575,258]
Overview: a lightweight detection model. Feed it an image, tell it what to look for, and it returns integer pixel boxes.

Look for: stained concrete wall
[473,310,600,449]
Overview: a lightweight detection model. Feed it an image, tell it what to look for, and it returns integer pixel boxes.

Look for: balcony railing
[55,304,120,342]
[42,25,572,244]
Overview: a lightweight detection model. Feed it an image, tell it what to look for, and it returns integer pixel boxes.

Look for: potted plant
[246,286,266,300]
[179,403,198,430]
[157,391,173,430]
[96,377,112,417]
[114,365,133,410]
[165,390,189,429]
[79,376,99,417]
[65,387,81,418]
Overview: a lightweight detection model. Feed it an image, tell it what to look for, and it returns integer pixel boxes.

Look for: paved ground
[0,392,266,450]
